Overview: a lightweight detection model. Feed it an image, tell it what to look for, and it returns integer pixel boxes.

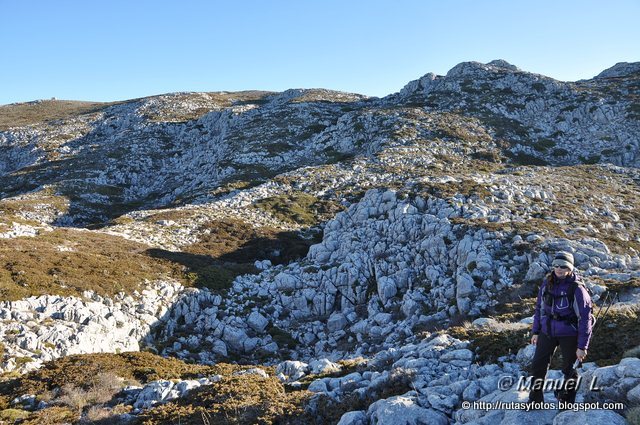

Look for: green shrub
[579,154,601,164]
[532,139,556,152]
[14,357,34,366]
[267,326,298,349]
[531,83,546,93]
[553,148,569,156]
[508,152,548,166]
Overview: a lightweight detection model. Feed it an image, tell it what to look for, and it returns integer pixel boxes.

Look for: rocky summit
[0,60,639,424]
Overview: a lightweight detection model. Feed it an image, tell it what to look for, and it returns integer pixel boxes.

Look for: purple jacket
[532,273,594,350]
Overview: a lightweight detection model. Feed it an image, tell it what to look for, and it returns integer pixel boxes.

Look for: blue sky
[1,0,639,105]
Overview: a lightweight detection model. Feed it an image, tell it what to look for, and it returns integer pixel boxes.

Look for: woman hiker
[528,251,594,405]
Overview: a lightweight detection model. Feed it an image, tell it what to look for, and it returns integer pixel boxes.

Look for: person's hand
[576,348,587,361]
[530,334,538,345]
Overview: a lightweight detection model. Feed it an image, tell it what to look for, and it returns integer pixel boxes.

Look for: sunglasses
[554,265,570,270]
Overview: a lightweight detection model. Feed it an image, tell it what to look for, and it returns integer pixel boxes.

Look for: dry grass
[83,405,121,423]
[0,228,179,301]
[253,192,344,226]
[0,353,293,424]
[188,218,321,264]
[446,299,640,367]
[58,383,91,416]
[0,190,69,225]
[140,374,312,425]
[57,372,124,415]
[0,352,215,403]
[146,217,322,292]
[0,213,323,300]
[431,112,493,145]
[0,408,30,422]
[0,100,113,130]
[19,406,77,425]
[488,281,538,321]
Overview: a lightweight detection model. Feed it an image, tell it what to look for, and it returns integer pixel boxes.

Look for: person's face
[553,265,571,278]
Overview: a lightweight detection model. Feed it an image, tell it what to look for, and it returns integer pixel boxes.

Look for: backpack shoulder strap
[571,279,587,319]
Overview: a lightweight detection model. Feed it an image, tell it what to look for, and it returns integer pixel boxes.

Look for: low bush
[0,352,214,401]
[447,320,530,364]
[253,192,343,226]
[0,408,30,422]
[20,406,76,425]
[584,306,640,366]
[140,374,312,425]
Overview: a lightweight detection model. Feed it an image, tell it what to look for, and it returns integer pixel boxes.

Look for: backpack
[542,278,595,328]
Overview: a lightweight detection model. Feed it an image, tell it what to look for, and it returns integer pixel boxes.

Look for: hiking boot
[524,399,544,410]
[525,390,544,410]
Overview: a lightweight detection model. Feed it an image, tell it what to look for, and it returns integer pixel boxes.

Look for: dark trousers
[529,332,578,403]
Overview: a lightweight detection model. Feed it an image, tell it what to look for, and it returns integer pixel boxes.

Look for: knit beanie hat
[552,251,574,271]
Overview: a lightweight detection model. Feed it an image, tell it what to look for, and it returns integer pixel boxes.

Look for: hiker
[528,251,594,404]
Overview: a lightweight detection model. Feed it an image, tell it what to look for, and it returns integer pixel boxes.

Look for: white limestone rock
[337,410,367,425]
[133,380,180,409]
[525,262,547,282]
[327,313,348,332]
[222,326,248,352]
[233,368,269,378]
[276,360,309,382]
[471,318,498,328]
[367,395,448,425]
[627,383,640,404]
[174,380,202,396]
[440,349,473,362]
[377,277,398,305]
[247,311,269,332]
[516,345,536,368]
[309,358,342,375]
[553,409,628,425]
[308,379,329,393]
[617,357,640,378]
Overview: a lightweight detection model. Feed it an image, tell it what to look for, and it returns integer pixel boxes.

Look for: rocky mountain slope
[0,60,639,424]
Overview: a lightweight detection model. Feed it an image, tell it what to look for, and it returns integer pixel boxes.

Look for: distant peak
[267,88,367,105]
[486,59,520,71]
[446,60,521,78]
[595,62,640,79]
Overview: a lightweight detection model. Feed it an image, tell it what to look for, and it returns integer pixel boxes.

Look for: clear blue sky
[1,0,639,105]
